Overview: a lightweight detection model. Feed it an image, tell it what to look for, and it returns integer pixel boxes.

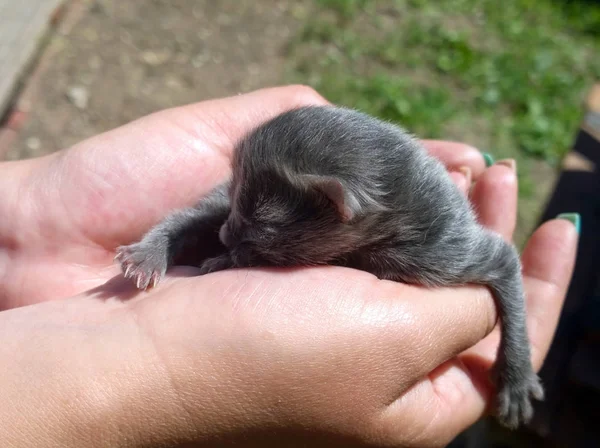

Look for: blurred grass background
[291,0,600,166]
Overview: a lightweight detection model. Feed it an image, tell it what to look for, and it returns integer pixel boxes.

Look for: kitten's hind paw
[495,371,544,429]
[115,242,168,290]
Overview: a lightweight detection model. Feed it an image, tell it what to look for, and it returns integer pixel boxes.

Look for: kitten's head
[219,170,358,267]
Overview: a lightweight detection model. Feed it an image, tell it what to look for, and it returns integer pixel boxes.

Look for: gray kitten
[116,105,543,428]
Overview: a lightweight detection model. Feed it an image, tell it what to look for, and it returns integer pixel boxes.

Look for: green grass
[287,0,600,242]
[288,0,600,166]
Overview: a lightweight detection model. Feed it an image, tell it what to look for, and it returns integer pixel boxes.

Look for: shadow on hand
[87,266,202,302]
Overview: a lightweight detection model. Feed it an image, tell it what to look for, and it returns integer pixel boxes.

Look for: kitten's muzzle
[219,223,252,266]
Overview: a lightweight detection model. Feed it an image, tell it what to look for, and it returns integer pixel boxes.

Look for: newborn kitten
[116,105,543,428]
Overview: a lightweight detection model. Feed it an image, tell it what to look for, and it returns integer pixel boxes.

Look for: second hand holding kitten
[116,105,542,429]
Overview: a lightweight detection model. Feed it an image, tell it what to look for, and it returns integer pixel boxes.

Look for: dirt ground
[3,0,308,159]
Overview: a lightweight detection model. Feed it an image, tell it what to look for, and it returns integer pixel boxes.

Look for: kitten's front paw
[115,242,168,290]
[495,370,544,429]
[199,254,233,275]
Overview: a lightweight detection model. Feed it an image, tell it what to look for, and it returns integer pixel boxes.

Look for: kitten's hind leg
[468,231,544,428]
[116,182,231,289]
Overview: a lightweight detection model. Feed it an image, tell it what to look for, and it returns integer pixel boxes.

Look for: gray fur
[116,105,542,428]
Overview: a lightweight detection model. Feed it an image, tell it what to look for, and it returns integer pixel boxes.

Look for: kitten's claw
[150,272,160,289]
[115,243,168,290]
[495,369,544,429]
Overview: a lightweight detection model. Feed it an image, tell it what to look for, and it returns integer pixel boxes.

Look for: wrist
[0,281,280,447]
[0,292,194,447]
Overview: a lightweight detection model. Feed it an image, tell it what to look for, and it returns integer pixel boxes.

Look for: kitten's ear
[298,174,354,222]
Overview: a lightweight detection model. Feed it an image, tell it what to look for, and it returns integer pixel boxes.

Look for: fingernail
[458,166,472,185]
[495,158,516,172]
[556,213,581,234]
[483,153,495,167]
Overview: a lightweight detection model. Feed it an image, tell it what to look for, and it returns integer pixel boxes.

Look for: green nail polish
[556,213,581,234]
[483,153,495,167]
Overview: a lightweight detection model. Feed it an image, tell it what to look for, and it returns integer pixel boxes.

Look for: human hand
[0,86,326,308]
[0,85,482,310]
[0,86,577,447]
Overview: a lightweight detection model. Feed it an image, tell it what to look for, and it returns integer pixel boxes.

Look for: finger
[449,168,470,195]
[378,280,501,445]
[457,217,579,366]
[396,218,578,441]
[181,85,329,159]
[521,218,578,369]
[421,140,486,180]
[69,84,327,188]
[469,160,517,240]
[380,359,492,447]
[393,282,497,379]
